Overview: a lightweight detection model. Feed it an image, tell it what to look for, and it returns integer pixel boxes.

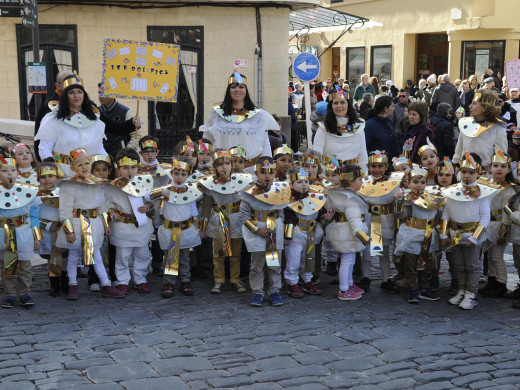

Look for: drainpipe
[255,7,263,108]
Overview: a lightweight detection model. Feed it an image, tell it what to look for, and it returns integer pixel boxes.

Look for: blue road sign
[294,53,320,82]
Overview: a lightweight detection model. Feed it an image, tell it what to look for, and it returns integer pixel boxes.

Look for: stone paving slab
[0,260,519,389]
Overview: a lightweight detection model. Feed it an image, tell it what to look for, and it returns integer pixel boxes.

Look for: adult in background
[200,73,278,163]
[97,82,139,156]
[405,80,417,98]
[385,80,399,98]
[393,89,409,127]
[359,93,374,120]
[288,94,299,152]
[483,77,500,93]
[415,79,427,102]
[430,102,455,159]
[364,95,400,161]
[353,74,377,102]
[453,89,507,168]
[315,83,324,102]
[310,101,328,143]
[370,77,380,95]
[402,101,434,164]
[468,74,480,90]
[431,74,460,110]
[459,79,474,117]
[268,114,288,155]
[497,92,517,128]
[313,89,368,170]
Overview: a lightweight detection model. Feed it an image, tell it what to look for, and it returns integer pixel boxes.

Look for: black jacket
[430,114,455,159]
[459,89,474,117]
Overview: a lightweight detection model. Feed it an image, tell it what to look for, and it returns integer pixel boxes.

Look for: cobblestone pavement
[1,253,520,390]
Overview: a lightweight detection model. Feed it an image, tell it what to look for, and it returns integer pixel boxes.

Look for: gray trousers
[163,248,191,285]
[249,251,282,297]
[1,258,32,297]
[488,244,508,283]
[452,245,481,294]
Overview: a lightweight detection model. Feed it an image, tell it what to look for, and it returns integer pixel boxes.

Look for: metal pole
[304,81,312,148]
[32,0,41,116]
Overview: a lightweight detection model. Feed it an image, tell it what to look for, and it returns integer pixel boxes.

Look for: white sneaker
[211,282,224,294]
[90,283,101,292]
[459,292,478,310]
[449,290,465,305]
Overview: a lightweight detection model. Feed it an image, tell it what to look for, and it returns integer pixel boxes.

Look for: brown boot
[66,285,79,300]
[101,285,125,298]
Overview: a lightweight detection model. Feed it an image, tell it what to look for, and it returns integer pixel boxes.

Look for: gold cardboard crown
[141,139,158,150]
[273,144,293,157]
[69,148,89,162]
[339,168,364,181]
[228,74,247,85]
[328,89,349,101]
[116,156,138,167]
[230,145,247,159]
[14,143,29,153]
[62,75,84,90]
[179,136,196,154]
[436,157,455,175]
[288,167,309,182]
[198,140,213,154]
[37,166,60,178]
[409,164,428,178]
[368,151,388,164]
[172,159,192,173]
[417,137,438,156]
[92,155,113,165]
[256,160,276,173]
[392,156,411,168]
[213,150,232,161]
[473,91,497,106]
[303,150,321,165]
[460,152,480,172]
[0,157,16,167]
[491,150,511,165]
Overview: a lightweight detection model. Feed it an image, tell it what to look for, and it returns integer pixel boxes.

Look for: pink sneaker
[349,285,364,295]
[338,289,361,301]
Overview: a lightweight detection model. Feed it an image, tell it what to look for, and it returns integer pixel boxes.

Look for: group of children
[1,135,520,311]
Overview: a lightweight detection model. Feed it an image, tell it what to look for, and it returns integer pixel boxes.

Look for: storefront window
[346,47,365,86]
[370,45,392,85]
[462,41,505,80]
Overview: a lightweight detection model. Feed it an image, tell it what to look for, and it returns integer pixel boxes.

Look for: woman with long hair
[200,73,278,164]
[364,95,400,161]
[312,89,368,170]
[402,101,434,164]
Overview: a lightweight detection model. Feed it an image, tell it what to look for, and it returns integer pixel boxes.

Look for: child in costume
[105,148,154,295]
[394,165,445,304]
[403,137,439,185]
[273,145,293,182]
[57,148,123,300]
[0,156,41,308]
[359,151,404,294]
[478,151,517,298]
[197,139,214,175]
[37,161,66,297]
[146,157,202,298]
[284,167,331,298]
[325,164,370,300]
[176,136,204,183]
[230,146,248,174]
[199,149,253,293]
[14,143,38,186]
[238,157,290,307]
[440,153,498,310]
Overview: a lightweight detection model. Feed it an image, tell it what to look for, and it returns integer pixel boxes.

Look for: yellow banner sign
[101,38,180,102]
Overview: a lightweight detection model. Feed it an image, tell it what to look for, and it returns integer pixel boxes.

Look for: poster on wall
[371,46,392,84]
[347,47,365,85]
[505,59,520,89]
[100,38,180,102]
[475,49,489,78]
[27,62,46,94]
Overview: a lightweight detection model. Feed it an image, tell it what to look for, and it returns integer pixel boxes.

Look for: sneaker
[326,261,338,276]
[89,283,101,292]
[19,294,34,308]
[231,280,247,293]
[250,293,263,307]
[381,280,400,294]
[356,277,371,291]
[338,289,361,301]
[481,282,507,298]
[1,296,15,309]
[116,284,128,295]
[478,274,488,283]
[449,279,459,295]
[211,282,224,294]
[349,284,364,295]
[67,285,79,301]
[419,289,440,301]
[162,284,174,298]
[459,292,478,310]
[270,291,284,306]
[134,283,151,293]
[505,285,520,299]
[407,290,420,304]
[102,285,125,298]
[287,284,305,298]
[301,281,321,295]
[180,282,194,296]
[449,290,465,305]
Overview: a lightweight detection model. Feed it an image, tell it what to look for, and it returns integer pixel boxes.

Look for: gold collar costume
[139,163,172,178]
[244,181,291,205]
[214,105,260,124]
[199,173,253,194]
[458,117,503,138]
[110,174,154,197]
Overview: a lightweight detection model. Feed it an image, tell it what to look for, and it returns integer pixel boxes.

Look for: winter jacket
[459,89,474,117]
[353,83,376,102]
[403,124,434,163]
[431,83,460,110]
[393,102,408,128]
[364,115,401,161]
[430,114,455,159]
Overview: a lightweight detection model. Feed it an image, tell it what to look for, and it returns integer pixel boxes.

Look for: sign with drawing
[100,38,180,102]
[505,59,520,89]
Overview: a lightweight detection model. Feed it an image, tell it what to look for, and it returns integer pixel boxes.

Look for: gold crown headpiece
[230,145,247,159]
[37,165,61,178]
[368,151,388,164]
[14,143,30,153]
[0,157,16,167]
[303,149,321,165]
[198,139,213,154]
[436,157,455,175]
[91,154,113,165]
[179,136,196,154]
[392,156,411,168]
[289,167,309,182]
[323,155,341,172]
[172,159,192,173]
[213,150,232,161]
[256,160,276,173]
[116,156,138,167]
[339,168,365,181]
[472,91,497,106]
[491,150,511,165]
[69,148,90,162]
[141,139,158,150]
[328,88,349,101]
[409,164,429,178]
[273,144,293,157]
[228,72,247,85]
[460,152,481,173]
[62,74,84,90]
[417,137,438,157]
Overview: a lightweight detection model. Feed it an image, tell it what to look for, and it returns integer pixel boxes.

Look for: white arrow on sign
[297,61,318,73]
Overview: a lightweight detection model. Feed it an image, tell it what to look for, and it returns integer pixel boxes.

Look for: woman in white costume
[199,73,279,165]
[312,89,368,171]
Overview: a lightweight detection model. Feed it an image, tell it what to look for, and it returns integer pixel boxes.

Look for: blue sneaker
[249,294,263,307]
[1,296,15,309]
[407,290,420,304]
[270,291,284,306]
[20,294,35,308]
[419,289,440,301]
